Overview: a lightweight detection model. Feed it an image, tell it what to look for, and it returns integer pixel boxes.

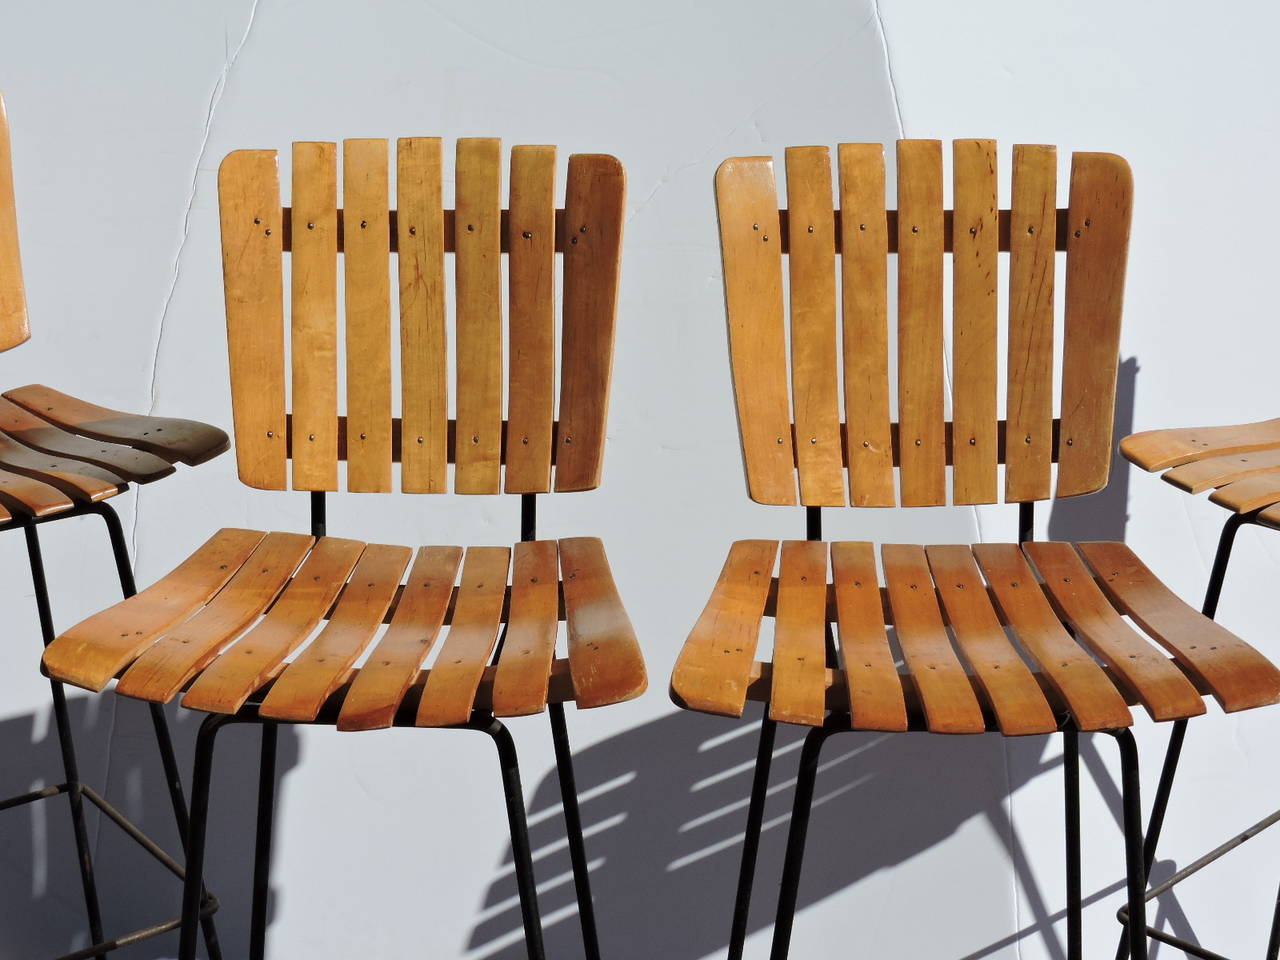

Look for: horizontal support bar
[280,208,569,254]
[776,208,1072,254]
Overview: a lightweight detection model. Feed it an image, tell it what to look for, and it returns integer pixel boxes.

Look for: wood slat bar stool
[669,141,1280,960]
[41,137,647,960]
[0,93,229,959]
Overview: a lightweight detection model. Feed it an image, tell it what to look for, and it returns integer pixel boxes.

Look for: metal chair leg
[1266,877,1280,960]
[1064,727,1081,960]
[179,714,232,960]
[547,701,601,960]
[249,723,278,960]
[728,713,777,960]
[1108,729,1148,960]
[483,718,546,960]
[769,722,834,960]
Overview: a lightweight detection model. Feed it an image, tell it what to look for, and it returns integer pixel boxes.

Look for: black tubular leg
[484,718,545,960]
[769,723,833,960]
[805,507,821,542]
[1109,729,1148,960]
[547,703,600,960]
[1201,511,1248,620]
[249,723,278,960]
[179,714,231,960]
[1018,501,1035,544]
[1266,878,1280,960]
[727,714,778,960]
[1063,727,1082,960]
[310,491,326,539]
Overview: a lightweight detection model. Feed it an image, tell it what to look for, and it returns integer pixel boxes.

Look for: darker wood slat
[0,466,74,516]
[773,207,1073,254]
[830,541,906,731]
[280,207,572,254]
[0,428,122,502]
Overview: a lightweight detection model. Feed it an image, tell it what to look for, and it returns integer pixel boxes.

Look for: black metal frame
[174,491,603,960]
[0,499,220,959]
[724,500,1153,960]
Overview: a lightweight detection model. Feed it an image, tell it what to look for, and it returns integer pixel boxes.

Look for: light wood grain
[830,541,906,730]
[0,467,73,516]
[0,93,29,352]
[1207,471,1280,513]
[491,540,560,715]
[560,536,646,708]
[769,540,829,725]
[1122,419,1280,472]
[1162,447,1280,494]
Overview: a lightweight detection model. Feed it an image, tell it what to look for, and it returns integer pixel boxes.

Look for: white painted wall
[0,1,1277,957]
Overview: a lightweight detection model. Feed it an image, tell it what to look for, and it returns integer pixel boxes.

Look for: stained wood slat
[1162,448,1280,494]
[926,545,1056,735]
[0,467,74,516]
[343,139,393,492]
[1122,419,1280,472]
[1056,154,1133,496]
[491,540,560,715]
[259,544,412,721]
[785,146,843,506]
[0,429,122,501]
[882,544,985,733]
[219,150,287,490]
[950,139,999,505]
[336,545,463,731]
[1077,541,1280,712]
[114,533,314,702]
[896,141,946,506]
[670,540,779,716]
[505,145,557,493]
[1005,144,1057,502]
[182,538,366,715]
[556,154,627,492]
[0,398,173,483]
[560,536,645,708]
[1207,472,1280,513]
[289,141,339,491]
[417,546,511,725]
[829,541,906,731]
[769,540,829,725]
[0,93,29,352]
[715,158,795,504]
[454,138,504,494]
[1024,541,1205,721]
[3,385,228,466]
[397,137,449,493]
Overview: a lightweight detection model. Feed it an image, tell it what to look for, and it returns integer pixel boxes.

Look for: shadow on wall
[0,693,299,959]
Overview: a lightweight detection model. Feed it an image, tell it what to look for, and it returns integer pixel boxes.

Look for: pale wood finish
[491,540,560,715]
[1162,448,1280,494]
[1122,419,1280,472]
[829,541,906,731]
[559,536,646,708]
[769,540,829,726]
[0,93,29,352]
[1207,472,1280,513]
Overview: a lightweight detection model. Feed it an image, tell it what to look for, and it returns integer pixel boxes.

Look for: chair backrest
[716,140,1132,507]
[217,139,625,494]
[0,94,31,352]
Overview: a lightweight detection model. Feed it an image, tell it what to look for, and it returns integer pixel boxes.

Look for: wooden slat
[0,93,29,352]
[1076,541,1280,712]
[1004,144,1057,503]
[482,540,559,716]
[114,533,314,702]
[0,467,73,516]
[784,146,843,506]
[1023,541,1204,721]
[3,385,228,466]
[829,541,906,731]
[219,150,287,489]
[1056,153,1133,496]
[0,428,122,501]
[926,544,1056,735]
[1163,448,1280,494]
[505,145,557,493]
[397,137,449,493]
[259,544,412,721]
[289,141,339,491]
[716,158,795,504]
[882,544,986,733]
[1122,419,1280,472]
[1207,471,1280,513]
[182,538,366,714]
[556,154,626,492]
[896,140,947,506]
[0,396,174,482]
[417,545,510,725]
[343,139,393,492]
[335,545,462,731]
[560,536,646,709]
[769,540,829,725]
[454,138,504,494]
[950,139,999,505]
[972,543,1131,730]
[670,539,779,716]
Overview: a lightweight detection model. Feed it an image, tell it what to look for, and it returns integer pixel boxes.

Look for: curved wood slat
[115,533,314,702]
[0,499,12,525]
[0,466,74,516]
[1207,471,1280,513]
[882,544,985,733]
[560,536,646,709]
[1162,448,1280,494]
[1121,419,1280,472]
[181,538,366,715]
[259,543,411,722]
[417,546,511,725]
[491,540,560,715]
[830,541,906,731]
[670,540,779,716]
[0,396,174,482]
[3,385,228,466]
[1077,541,1280,712]
[0,429,120,501]
[785,146,843,506]
[0,93,29,352]
[336,545,462,730]
[926,545,1057,735]
[42,529,267,691]
[770,540,828,725]
[972,543,1131,730]
[715,158,795,505]
[1023,542,1204,721]
[1258,502,1280,531]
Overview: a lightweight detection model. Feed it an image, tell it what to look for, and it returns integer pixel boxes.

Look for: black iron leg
[179,714,232,960]
[547,702,600,960]
[483,718,546,960]
[728,714,777,960]
[249,723,278,960]
[1064,727,1081,960]
[1108,729,1148,960]
[1266,878,1280,960]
